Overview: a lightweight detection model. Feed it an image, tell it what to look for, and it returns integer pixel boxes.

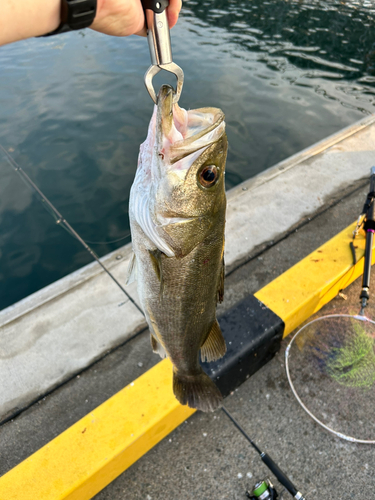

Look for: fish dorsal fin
[125,251,137,285]
[200,320,226,363]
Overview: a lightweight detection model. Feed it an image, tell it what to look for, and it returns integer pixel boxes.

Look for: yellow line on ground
[0,222,371,499]
[0,360,194,500]
[255,222,369,336]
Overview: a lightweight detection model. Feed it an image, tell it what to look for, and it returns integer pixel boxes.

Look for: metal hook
[144,62,184,104]
[142,0,184,104]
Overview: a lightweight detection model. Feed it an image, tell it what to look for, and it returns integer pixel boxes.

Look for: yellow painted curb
[0,360,194,500]
[255,222,368,336]
[0,221,369,500]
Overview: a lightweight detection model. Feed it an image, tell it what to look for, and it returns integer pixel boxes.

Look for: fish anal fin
[173,369,223,412]
[150,334,167,359]
[217,258,225,304]
[125,252,137,285]
[200,320,226,363]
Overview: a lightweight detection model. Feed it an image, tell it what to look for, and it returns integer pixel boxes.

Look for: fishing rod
[222,407,306,500]
[358,166,375,315]
[0,145,144,315]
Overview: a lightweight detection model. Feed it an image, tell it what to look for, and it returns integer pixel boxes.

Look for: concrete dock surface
[1,181,374,499]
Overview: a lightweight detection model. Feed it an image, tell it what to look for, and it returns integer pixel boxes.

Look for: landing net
[285,313,375,444]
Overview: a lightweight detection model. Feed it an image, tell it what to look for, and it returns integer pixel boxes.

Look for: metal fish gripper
[142,0,184,104]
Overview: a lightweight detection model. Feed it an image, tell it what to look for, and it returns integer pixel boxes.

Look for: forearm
[0,0,181,47]
[0,0,61,46]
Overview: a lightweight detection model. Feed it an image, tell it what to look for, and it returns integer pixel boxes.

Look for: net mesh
[286,314,375,442]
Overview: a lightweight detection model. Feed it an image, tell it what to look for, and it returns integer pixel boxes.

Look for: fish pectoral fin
[200,320,226,363]
[125,251,137,285]
[148,249,164,297]
[217,257,225,304]
[173,369,223,412]
[150,334,167,359]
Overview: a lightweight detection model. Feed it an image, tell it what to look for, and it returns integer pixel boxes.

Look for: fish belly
[130,217,226,412]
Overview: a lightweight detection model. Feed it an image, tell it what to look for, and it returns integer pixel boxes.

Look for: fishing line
[285,166,375,444]
[83,233,131,245]
[0,145,144,316]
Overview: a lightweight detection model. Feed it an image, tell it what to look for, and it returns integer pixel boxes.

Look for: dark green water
[1,0,375,311]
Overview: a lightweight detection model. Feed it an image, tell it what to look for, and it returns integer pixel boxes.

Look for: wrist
[40,0,61,35]
[42,0,98,37]
[90,0,145,37]
[93,0,106,24]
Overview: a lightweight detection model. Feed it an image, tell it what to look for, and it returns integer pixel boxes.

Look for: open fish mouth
[130,84,227,258]
[156,84,226,168]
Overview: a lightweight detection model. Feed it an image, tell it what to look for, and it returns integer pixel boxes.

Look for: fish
[128,84,228,412]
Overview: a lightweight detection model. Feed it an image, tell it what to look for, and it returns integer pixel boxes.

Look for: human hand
[91,0,182,37]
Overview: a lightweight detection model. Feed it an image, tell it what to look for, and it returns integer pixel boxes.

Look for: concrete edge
[0,219,371,500]
[225,177,368,275]
[223,114,375,272]
[227,113,375,203]
[0,244,134,329]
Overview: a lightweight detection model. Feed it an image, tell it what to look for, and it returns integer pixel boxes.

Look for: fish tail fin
[173,369,223,412]
[200,320,226,362]
[151,335,167,359]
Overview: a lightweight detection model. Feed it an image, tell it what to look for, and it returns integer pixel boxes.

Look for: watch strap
[43,0,97,37]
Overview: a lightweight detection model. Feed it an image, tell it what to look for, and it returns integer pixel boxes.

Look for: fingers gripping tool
[141,0,184,103]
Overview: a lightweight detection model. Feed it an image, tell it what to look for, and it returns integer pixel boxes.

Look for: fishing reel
[246,479,280,499]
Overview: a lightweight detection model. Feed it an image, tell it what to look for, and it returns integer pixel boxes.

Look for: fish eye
[198,165,219,188]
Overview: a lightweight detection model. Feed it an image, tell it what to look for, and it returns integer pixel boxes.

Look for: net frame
[285,313,375,444]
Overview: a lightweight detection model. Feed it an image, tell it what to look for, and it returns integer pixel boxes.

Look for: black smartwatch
[43,0,97,36]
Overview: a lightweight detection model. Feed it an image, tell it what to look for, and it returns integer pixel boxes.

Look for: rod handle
[362,231,374,291]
